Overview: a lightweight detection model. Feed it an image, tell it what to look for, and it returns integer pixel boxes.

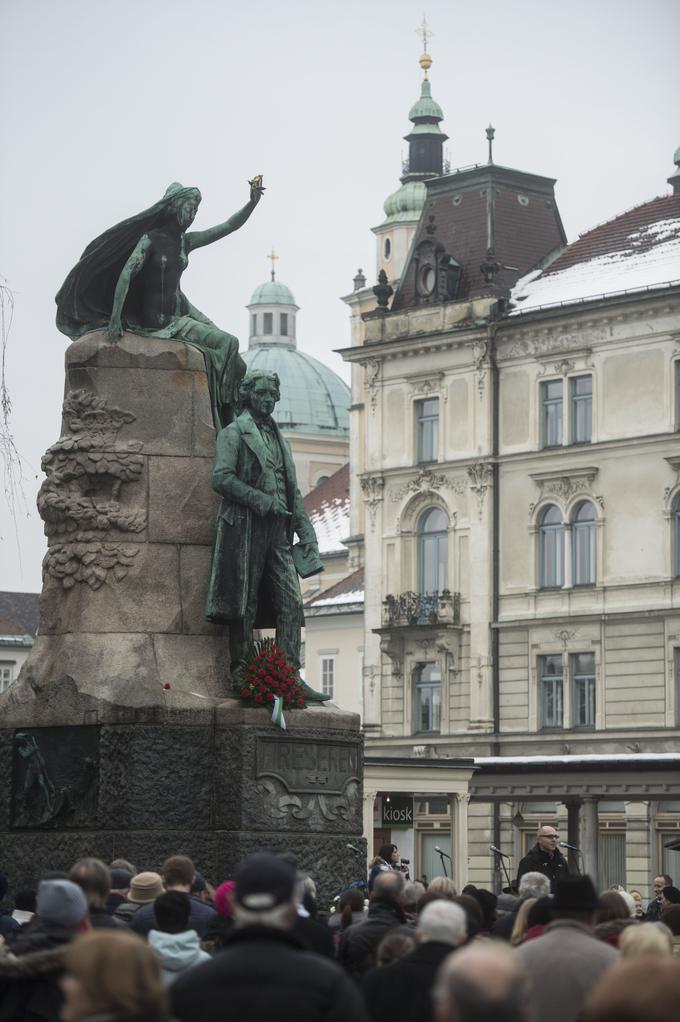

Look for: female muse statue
[55,177,265,429]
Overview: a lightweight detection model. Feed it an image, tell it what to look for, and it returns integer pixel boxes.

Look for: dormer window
[418,264,437,297]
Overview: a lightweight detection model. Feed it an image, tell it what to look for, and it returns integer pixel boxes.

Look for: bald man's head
[434,941,528,1022]
[372,869,405,904]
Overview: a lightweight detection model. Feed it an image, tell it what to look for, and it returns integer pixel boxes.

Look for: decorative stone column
[581,796,599,884]
[362,787,378,867]
[564,798,582,874]
[451,791,470,891]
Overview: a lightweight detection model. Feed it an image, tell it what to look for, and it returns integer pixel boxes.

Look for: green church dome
[383,180,427,224]
[249,280,297,306]
[242,345,350,436]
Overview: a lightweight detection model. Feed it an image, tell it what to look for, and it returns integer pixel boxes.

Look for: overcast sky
[1,0,679,593]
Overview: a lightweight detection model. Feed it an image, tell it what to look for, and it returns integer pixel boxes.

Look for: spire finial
[267,248,278,281]
[669,144,680,195]
[416,14,434,78]
[486,124,496,164]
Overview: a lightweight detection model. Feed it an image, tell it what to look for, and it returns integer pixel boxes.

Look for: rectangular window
[572,652,596,727]
[413,661,442,733]
[320,656,335,700]
[539,654,563,728]
[541,380,563,447]
[0,662,14,694]
[251,314,257,336]
[570,375,592,443]
[416,397,439,463]
[280,313,288,336]
[263,312,273,335]
[598,832,626,888]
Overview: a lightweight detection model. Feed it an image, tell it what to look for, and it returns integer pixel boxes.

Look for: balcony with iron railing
[382,590,461,628]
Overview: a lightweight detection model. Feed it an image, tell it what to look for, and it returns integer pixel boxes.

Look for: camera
[400,857,410,865]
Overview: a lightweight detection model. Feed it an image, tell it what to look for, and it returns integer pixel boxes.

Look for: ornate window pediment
[413,228,461,306]
[530,466,599,505]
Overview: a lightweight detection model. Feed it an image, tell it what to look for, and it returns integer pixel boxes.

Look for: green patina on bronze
[55,179,265,430]
[206,369,327,703]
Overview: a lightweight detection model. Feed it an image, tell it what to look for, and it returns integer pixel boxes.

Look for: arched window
[538,505,564,588]
[418,507,448,594]
[674,495,680,577]
[572,501,596,586]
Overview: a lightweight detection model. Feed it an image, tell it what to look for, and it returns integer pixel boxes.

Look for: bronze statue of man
[205,370,327,702]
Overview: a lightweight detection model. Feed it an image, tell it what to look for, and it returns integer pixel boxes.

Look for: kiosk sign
[381,795,414,827]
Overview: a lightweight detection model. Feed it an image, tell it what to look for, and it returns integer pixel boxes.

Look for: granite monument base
[0,702,365,908]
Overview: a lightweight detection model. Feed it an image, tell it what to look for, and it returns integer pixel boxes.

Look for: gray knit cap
[37,879,88,927]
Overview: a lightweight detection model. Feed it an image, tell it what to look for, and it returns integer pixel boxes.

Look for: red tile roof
[542,194,680,275]
[0,613,25,636]
[304,463,350,556]
[305,567,364,608]
[511,193,680,310]
[0,592,40,636]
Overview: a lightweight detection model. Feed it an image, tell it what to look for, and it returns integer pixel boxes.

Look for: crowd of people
[1,833,680,1022]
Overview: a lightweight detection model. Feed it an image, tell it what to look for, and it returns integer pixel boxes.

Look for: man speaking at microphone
[516,824,570,893]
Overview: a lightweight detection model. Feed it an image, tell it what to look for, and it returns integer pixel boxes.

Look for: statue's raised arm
[55,179,265,430]
[187,176,265,251]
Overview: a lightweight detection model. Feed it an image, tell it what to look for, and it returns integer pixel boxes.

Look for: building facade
[337,49,680,890]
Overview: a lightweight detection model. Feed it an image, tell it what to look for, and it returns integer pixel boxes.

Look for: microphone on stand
[346,843,361,854]
[489,844,510,858]
[434,846,452,859]
[559,841,580,851]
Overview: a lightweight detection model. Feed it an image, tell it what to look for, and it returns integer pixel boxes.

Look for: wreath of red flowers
[237,638,307,710]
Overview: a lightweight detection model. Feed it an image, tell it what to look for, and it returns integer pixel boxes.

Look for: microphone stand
[492,849,513,892]
[436,848,449,878]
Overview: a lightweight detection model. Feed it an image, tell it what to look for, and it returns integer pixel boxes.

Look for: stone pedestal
[0,332,364,904]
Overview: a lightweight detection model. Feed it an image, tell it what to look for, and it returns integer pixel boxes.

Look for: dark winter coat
[131,896,216,938]
[361,940,456,1022]
[292,915,336,958]
[0,910,20,940]
[8,922,75,957]
[338,899,409,980]
[205,410,316,626]
[516,843,570,892]
[171,924,369,1022]
[0,945,65,1022]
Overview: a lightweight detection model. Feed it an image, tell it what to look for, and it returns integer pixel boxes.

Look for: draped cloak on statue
[55,184,245,430]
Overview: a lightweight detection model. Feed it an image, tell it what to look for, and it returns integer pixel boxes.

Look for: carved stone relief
[471,340,488,399]
[467,462,494,520]
[390,468,467,503]
[360,359,381,412]
[254,737,361,829]
[37,390,146,589]
[360,474,385,529]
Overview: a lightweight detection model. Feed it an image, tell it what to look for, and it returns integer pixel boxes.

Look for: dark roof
[393,163,566,311]
[535,193,680,275]
[0,592,40,637]
[305,567,364,608]
[303,463,350,517]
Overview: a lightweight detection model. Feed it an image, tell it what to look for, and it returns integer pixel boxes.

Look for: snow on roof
[510,194,680,313]
[475,753,680,766]
[304,464,350,556]
[305,567,364,610]
[311,589,364,608]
